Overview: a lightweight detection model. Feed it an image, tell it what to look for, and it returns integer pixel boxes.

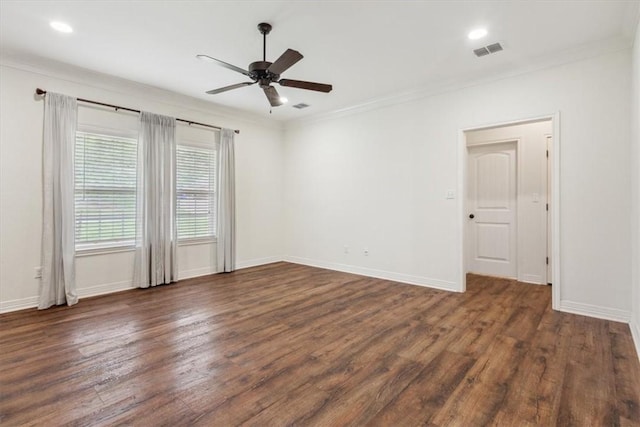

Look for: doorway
[463,118,555,290]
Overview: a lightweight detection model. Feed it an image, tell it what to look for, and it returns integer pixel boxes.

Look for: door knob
[469,214,475,219]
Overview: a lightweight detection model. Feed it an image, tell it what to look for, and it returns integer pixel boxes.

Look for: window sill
[75,237,217,256]
[178,237,217,247]
[76,243,135,257]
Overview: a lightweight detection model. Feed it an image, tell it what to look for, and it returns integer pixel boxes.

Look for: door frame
[457,112,560,310]
[546,134,553,284]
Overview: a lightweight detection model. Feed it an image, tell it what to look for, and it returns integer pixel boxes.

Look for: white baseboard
[284,256,461,292]
[0,281,136,313]
[178,267,217,281]
[236,256,284,270]
[631,319,640,362]
[0,296,39,313]
[559,300,631,323]
[0,259,282,313]
[76,280,135,299]
[519,274,543,284]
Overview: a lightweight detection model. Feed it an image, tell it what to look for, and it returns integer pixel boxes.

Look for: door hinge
[546,203,549,211]
[546,150,549,158]
[546,257,549,265]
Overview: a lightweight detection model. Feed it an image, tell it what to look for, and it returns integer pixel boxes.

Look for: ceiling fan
[197,22,332,107]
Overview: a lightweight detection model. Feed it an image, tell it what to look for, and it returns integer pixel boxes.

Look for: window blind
[75,132,137,247]
[176,144,217,240]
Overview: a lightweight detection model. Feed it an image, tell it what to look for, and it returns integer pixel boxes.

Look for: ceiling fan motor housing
[249,61,279,87]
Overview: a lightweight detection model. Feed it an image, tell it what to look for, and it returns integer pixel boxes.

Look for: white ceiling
[1,1,638,122]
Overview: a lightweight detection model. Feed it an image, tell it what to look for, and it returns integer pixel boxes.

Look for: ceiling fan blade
[197,54,250,76]
[206,82,255,95]
[278,79,332,93]
[263,86,283,107]
[267,49,303,75]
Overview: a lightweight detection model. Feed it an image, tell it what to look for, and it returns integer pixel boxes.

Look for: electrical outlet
[343,245,349,254]
[34,267,42,279]
[363,248,369,256]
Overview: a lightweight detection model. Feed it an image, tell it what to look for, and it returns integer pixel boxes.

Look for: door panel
[476,223,511,261]
[468,142,517,278]
[477,154,511,209]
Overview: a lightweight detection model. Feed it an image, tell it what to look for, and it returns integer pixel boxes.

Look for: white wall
[0,44,636,328]
[466,120,552,285]
[0,58,285,312]
[284,49,632,321]
[630,16,640,355]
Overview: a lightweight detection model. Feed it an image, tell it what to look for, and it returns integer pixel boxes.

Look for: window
[176,144,217,240]
[75,131,137,249]
[74,131,216,248]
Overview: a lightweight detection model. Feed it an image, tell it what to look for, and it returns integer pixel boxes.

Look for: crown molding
[3,31,631,134]
[285,35,631,130]
[0,52,285,133]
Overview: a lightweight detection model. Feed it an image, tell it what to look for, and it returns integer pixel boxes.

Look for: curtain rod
[35,88,240,134]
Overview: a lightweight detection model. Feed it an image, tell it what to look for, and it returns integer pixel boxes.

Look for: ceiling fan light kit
[199,22,332,108]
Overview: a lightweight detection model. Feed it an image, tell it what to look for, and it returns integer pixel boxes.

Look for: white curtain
[134,112,177,288]
[39,93,78,309]
[217,128,236,272]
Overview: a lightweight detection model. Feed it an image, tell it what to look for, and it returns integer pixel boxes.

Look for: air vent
[487,43,503,53]
[473,42,503,57]
[292,103,310,109]
[473,47,490,57]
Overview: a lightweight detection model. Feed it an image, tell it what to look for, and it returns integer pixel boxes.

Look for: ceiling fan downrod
[258,22,272,62]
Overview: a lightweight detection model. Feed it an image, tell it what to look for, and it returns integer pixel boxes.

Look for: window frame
[74,125,139,254]
[176,137,219,245]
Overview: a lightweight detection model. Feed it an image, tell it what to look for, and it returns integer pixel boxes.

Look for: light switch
[533,192,539,203]
[446,190,456,199]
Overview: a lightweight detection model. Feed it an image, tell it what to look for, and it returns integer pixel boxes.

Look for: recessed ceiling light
[279,97,288,104]
[468,28,488,40]
[50,21,73,33]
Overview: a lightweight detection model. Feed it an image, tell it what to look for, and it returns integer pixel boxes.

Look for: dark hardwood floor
[1,262,639,426]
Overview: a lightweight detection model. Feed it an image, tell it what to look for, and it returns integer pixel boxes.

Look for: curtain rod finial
[36,88,46,95]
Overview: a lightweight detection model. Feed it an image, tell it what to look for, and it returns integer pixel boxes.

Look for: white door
[467,142,517,278]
